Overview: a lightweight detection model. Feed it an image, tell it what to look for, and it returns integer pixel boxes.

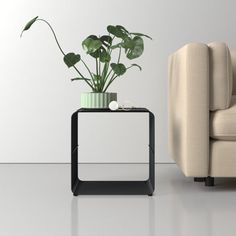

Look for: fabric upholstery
[231,51,236,94]
[210,96,236,141]
[210,140,236,177]
[168,42,236,178]
[168,43,209,177]
[208,42,233,111]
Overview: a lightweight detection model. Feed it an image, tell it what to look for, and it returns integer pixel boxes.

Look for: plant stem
[103,74,118,92]
[103,45,122,92]
[104,68,113,83]
[99,58,101,77]
[102,48,113,88]
[117,46,121,63]
[126,65,134,70]
[72,66,93,90]
[81,59,93,79]
[81,59,96,90]
[101,62,109,90]
[37,19,65,55]
[37,18,94,90]
[95,58,100,91]
[95,58,99,76]
[101,36,116,91]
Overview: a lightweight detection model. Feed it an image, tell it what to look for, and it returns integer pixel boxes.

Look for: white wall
[1,0,236,163]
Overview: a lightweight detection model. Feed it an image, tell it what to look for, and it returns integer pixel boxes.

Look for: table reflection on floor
[71,196,155,236]
[70,165,236,236]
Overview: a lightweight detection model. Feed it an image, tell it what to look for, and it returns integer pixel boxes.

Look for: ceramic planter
[80,92,117,108]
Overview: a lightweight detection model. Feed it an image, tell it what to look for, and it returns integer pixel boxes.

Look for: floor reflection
[154,176,236,236]
[1,164,236,236]
[70,165,236,236]
[71,197,78,236]
[71,196,155,236]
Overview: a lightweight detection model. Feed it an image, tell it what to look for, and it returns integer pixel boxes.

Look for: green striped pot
[81,92,117,108]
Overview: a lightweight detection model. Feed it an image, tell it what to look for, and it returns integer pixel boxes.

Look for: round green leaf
[63,53,81,68]
[20,16,38,37]
[88,45,106,59]
[111,63,126,76]
[107,25,117,35]
[126,36,144,59]
[82,38,102,54]
[107,25,127,39]
[100,35,112,47]
[123,36,134,49]
[116,25,129,34]
[110,37,133,50]
[89,50,100,59]
[87,35,99,40]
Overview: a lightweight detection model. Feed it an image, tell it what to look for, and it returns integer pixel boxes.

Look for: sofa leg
[194,177,206,182]
[205,176,214,186]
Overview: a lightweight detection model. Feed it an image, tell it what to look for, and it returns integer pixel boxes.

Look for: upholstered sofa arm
[168,43,209,177]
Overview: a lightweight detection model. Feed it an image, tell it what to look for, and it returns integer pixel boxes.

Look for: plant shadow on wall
[21,16,152,108]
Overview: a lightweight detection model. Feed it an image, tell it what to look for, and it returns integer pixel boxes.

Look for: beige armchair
[168,42,236,186]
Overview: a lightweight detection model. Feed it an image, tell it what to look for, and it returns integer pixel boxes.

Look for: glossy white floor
[0,163,236,236]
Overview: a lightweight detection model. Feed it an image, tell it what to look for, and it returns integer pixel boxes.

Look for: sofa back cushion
[231,51,236,95]
[208,42,233,111]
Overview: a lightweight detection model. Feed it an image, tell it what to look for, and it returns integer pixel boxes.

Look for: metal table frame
[71,108,155,196]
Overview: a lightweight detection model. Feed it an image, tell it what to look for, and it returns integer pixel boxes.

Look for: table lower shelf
[72,179,154,196]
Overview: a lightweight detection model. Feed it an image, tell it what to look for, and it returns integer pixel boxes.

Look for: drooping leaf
[111,63,126,76]
[63,53,81,68]
[20,16,38,37]
[130,64,142,71]
[130,32,152,40]
[99,50,111,63]
[100,35,112,47]
[126,36,144,59]
[82,38,102,54]
[71,77,90,81]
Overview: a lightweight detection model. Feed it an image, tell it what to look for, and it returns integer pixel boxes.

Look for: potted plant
[21,16,151,108]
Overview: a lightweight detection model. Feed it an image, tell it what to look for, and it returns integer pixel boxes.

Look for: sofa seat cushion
[210,140,236,177]
[210,96,236,140]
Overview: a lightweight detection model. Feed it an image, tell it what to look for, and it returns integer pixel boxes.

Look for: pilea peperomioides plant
[21,16,152,93]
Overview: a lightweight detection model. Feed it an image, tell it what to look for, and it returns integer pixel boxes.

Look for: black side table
[71,108,155,196]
